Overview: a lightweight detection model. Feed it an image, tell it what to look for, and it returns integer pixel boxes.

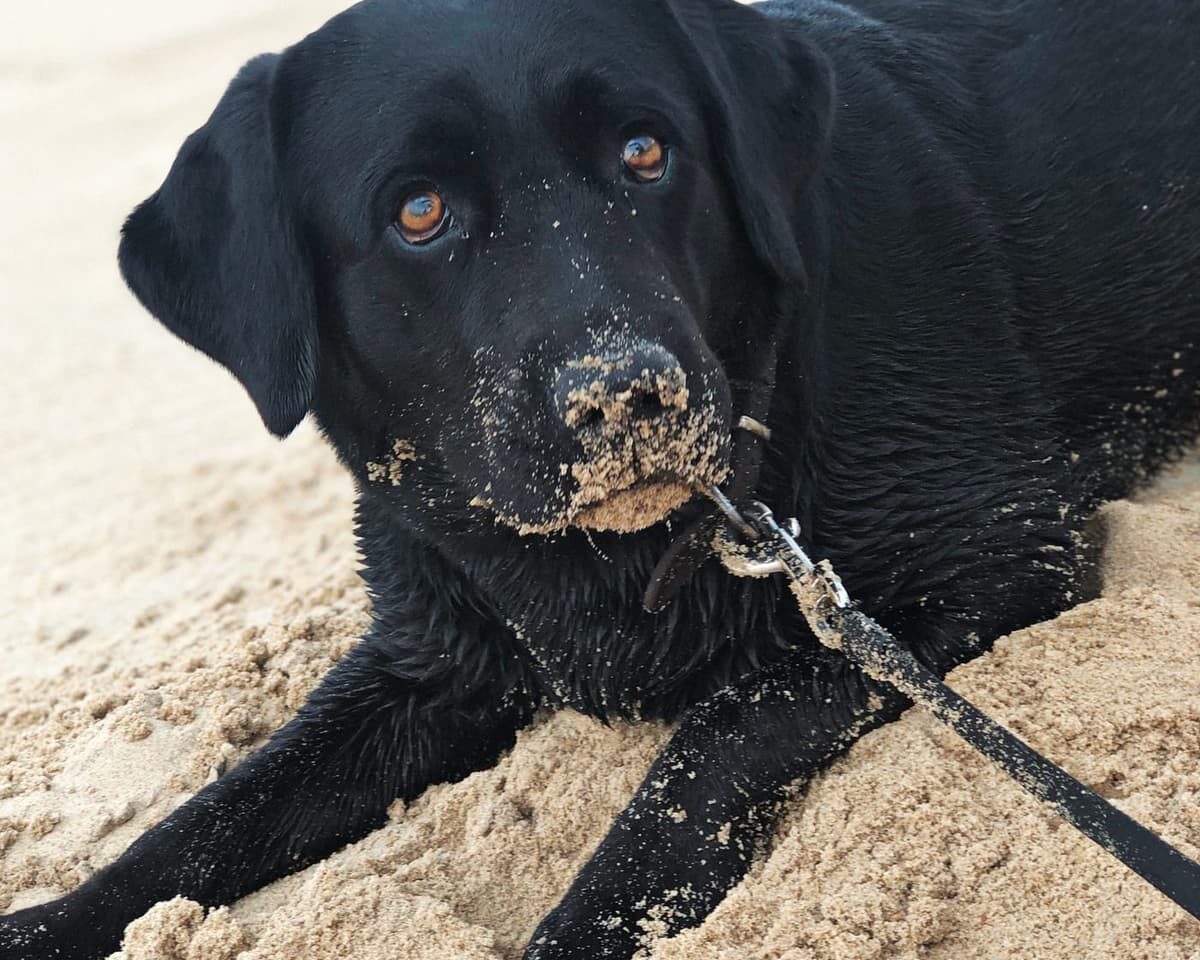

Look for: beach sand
[2,3,1198,958]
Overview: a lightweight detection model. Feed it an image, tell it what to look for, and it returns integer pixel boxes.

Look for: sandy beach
[2,3,1199,958]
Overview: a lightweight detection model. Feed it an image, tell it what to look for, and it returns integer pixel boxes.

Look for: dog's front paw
[525,877,686,960]
[0,913,57,960]
[0,899,108,960]
[524,897,641,960]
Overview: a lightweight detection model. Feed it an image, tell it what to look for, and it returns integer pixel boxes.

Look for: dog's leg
[524,652,909,960]
[0,629,536,960]
[526,501,1087,960]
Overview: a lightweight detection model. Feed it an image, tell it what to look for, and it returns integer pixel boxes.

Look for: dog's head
[120,0,832,536]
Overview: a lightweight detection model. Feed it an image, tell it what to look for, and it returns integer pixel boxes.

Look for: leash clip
[707,487,850,611]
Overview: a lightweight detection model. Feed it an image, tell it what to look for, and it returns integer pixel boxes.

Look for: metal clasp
[707,486,850,610]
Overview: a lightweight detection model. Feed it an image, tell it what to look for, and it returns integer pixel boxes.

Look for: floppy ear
[665,0,835,286]
[119,53,317,438]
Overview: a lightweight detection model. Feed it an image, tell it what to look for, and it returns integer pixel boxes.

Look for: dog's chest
[476,552,801,720]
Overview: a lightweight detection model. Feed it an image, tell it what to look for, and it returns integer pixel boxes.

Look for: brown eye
[622,135,667,182]
[397,190,449,244]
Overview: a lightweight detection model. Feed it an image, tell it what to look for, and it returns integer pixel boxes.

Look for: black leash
[704,493,1200,921]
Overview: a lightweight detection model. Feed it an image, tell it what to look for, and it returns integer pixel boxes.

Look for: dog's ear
[666,0,834,287]
[118,54,316,438]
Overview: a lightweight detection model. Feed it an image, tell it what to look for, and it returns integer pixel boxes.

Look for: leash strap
[718,499,1200,921]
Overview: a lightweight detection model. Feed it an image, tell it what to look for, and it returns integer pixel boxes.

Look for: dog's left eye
[622,135,668,182]
[396,190,451,244]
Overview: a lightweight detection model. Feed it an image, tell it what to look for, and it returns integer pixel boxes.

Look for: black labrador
[3,0,1199,956]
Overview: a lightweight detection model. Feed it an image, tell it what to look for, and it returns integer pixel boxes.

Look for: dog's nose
[554,343,689,429]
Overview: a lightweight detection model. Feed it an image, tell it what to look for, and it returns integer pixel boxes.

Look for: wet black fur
[4,0,1199,956]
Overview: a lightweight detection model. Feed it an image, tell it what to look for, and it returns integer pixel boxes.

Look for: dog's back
[988,0,1200,500]
[779,0,1200,505]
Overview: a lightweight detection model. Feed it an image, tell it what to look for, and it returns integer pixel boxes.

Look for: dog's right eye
[622,135,668,182]
[396,190,450,244]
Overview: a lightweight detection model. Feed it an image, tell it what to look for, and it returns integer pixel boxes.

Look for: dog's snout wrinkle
[554,344,688,429]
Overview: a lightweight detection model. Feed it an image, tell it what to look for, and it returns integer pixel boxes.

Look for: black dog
[3,0,1199,956]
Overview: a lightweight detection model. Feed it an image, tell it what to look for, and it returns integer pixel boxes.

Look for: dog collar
[642,335,781,612]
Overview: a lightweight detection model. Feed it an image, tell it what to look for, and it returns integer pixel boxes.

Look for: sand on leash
[2,3,1199,958]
